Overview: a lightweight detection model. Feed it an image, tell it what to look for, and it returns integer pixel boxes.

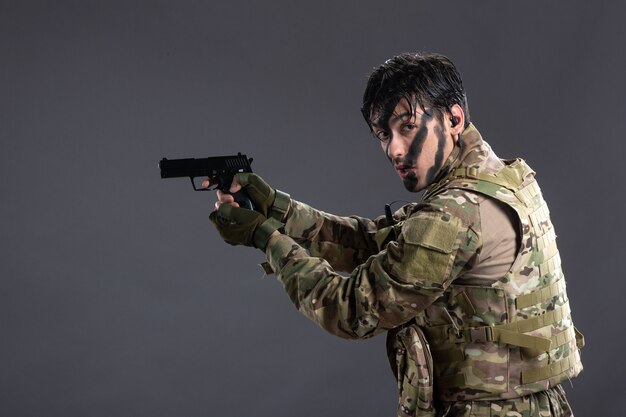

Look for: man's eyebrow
[371,111,413,129]
[390,111,413,123]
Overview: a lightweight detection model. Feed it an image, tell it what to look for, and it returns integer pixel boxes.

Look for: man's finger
[201,178,216,189]
[229,177,242,193]
[216,190,235,203]
[215,200,240,210]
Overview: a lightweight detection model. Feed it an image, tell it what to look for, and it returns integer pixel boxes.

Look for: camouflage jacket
[264,124,582,413]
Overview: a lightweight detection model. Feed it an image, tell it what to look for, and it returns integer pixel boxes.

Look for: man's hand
[209,204,282,250]
[202,173,290,220]
[201,178,241,209]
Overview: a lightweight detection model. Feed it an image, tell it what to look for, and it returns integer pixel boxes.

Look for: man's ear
[449,104,465,137]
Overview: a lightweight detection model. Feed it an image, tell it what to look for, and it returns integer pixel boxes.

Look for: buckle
[449,325,497,344]
[469,326,495,343]
[466,166,480,179]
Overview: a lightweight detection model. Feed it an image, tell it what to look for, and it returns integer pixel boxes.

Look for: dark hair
[361,52,470,131]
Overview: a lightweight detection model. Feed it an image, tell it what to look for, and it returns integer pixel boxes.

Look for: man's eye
[375,131,390,142]
[402,124,416,132]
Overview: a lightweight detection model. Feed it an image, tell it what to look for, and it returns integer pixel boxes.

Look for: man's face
[371,99,456,192]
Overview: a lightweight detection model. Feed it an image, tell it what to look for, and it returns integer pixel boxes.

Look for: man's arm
[281,200,381,272]
[282,200,420,272]
[210,172,414,272]
[265,206,481,340]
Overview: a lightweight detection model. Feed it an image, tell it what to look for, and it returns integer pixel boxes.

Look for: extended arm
[209,176,482,340]
[211,173,415,272]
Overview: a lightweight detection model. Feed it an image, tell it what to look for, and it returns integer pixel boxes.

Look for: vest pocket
[387,324,436,417]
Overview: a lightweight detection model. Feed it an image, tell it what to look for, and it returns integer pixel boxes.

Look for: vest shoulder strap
[450,158,535,191]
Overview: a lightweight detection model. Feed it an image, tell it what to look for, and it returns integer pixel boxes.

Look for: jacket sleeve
[282,199,414,272]
[265,207,481,340]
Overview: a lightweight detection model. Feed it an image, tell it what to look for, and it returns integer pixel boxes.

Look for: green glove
[234,173,290,220]
[210,204,283,250]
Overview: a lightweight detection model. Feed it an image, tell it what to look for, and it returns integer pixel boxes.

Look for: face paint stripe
[405,112,431,165]
[395,112,431,191]
[425,125,447,185]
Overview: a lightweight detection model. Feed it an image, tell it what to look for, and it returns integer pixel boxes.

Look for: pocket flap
[402,212,460,253]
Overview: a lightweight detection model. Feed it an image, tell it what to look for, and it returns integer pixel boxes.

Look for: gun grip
[232,189,254,211]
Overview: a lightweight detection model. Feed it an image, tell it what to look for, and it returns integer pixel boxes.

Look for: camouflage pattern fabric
[387,323,436,416]
[439,385,572,417]
[264,124,581,416]
[265,198,477,340]
[418,127,582,402]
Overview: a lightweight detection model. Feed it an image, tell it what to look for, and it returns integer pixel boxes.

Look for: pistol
[159,152,254,209]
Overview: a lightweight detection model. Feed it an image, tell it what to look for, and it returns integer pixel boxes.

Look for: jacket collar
[426,123,503,195]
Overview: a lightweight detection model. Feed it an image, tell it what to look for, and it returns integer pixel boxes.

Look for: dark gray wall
[1,1,623,415]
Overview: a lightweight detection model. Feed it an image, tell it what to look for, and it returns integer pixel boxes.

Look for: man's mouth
[395,165,414,179]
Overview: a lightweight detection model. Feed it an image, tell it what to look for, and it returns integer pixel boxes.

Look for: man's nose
[386,135,407,160]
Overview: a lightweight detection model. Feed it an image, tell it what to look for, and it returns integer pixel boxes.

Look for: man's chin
[402,177,422,192]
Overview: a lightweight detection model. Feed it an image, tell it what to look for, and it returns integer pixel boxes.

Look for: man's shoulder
[419,187,483,228]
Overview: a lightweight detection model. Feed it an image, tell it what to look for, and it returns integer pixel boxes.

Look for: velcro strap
[270,189,291,221]
[450,326,552,351]
[253,217,284,250]
[500,303,571,334]
[494,328,552,351]
[521,326,577,358]
[447,304,571,350]
[435,327,576,363]
[259,261,275,275]
[515,276,565,309]
[521,350,580,384]
[427,304,571,351]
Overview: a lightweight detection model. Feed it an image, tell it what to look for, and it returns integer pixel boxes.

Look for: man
[207,53,583,416]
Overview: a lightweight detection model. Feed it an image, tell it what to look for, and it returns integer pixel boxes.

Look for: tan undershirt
[460,195,520,284]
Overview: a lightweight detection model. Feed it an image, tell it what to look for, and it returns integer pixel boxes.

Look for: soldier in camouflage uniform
[208,53,583,417]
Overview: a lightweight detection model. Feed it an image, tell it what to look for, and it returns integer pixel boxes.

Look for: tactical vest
[412,159,583,403]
